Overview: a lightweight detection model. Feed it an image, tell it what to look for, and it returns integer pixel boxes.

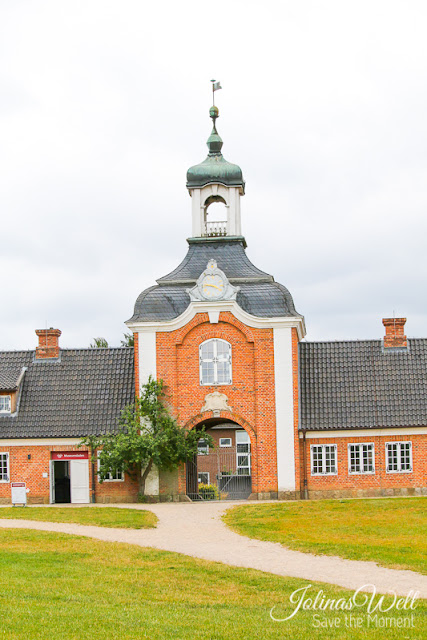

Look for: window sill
[348,471,375,475]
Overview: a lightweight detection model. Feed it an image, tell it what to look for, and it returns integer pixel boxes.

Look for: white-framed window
[0,396,11,413]
[197,439,209,455]
[97,453,124,482]
[236,431,251,476]
[0,453,10,482]
[199,339,232,386]
[219,437,232,448]
[311,444,337,475]
[348,443,375,474]
[198,472,210,485]
[386,442,413,473]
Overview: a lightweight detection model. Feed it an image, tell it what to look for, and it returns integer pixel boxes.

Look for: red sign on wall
[51,451,89,461]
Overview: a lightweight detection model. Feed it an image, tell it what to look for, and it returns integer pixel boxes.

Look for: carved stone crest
[201,391,232,417]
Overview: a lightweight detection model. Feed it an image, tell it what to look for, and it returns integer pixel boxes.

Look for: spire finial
[207,80,223,156]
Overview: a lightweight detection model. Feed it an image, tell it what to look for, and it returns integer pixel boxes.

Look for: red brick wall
[0,444,138,504]
[303,433,427,497]
[155,311,278,496]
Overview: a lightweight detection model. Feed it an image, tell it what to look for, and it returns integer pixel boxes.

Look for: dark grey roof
[0,348,134,439]
[157,238,272,284]
[299,339,427,430]
[129,238,300,322]
[0,353,26,390]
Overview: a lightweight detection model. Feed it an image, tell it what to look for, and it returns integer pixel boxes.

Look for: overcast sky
[1,0,427,349]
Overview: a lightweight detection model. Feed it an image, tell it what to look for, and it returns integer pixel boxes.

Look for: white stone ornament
[201,391,232,416]
[187,260,239,302]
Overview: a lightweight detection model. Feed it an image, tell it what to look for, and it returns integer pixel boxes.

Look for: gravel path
[1,501,426,598]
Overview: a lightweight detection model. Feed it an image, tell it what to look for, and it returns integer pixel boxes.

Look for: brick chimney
[382,318,407,349]
[35,328,62,359]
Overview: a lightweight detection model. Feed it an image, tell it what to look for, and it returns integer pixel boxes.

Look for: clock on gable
[187,260,239,302]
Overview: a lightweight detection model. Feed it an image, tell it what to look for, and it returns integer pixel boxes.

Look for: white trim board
[302,427,427,439]
[0,438,83,447]
[274,327,296,491]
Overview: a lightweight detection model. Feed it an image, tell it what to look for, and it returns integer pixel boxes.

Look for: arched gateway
[186,420,252,501]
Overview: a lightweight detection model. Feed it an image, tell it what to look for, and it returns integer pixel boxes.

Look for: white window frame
[0,396,11,414]
[348,443,375,475]
[199,339,232,386]
[97,453,124,482]
[219,437,232,448]
[236,431,251,476]
[198,472,210,485]
[386,442,413,473]
[0,453,10,482]
[310,444,338,476]
[197,439,209,455]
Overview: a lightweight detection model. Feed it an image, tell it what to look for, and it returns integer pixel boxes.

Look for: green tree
[81,377,213,497]
[120,332,134,347]
[90,337,109,348]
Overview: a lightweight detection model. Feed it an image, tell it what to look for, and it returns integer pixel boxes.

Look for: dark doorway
[186,422,252,501]
[53,460,71,503]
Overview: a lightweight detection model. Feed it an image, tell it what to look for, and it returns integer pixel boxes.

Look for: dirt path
[1,501,426,598]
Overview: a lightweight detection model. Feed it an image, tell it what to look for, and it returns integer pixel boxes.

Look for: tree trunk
[139,458,153,496]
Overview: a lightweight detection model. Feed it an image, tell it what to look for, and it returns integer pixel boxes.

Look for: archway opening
[186,418,252,501]
[204,197,228,237]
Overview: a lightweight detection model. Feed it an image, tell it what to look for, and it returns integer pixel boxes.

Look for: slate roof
[129,238,300,322]
[0,348,134,439]
[299,339,427,430]
[0,354,26,390]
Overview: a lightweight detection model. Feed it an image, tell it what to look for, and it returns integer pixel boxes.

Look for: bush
[198,483,219,500]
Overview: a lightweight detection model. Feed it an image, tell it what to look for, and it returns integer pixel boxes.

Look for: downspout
[90,445,96,504]
[302,429,308,500]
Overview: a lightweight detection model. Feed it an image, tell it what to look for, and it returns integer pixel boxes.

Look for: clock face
[201,273,225,299]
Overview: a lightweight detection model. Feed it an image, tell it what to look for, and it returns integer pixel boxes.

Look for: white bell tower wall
[190,183,243,238]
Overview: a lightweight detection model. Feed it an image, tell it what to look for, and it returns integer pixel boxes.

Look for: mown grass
[0,506,157,529]
[223,497,427,574]
[0,529,424,640]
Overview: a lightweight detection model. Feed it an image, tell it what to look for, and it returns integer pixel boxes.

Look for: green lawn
[223,497,427,574]
[0,529,424,640]
[0,506,157,529]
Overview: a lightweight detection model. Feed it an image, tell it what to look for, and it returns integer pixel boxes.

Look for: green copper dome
[186,106,245,192]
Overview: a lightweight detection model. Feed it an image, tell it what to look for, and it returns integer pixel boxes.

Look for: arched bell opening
[203,195,228,238]
[186,417,253,501]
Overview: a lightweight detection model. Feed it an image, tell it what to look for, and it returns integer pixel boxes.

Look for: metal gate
[186,430,252,501]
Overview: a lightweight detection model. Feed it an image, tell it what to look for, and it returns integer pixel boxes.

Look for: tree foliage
[90,337,109,348]
[80,377,213,497]
[120,332,134,347]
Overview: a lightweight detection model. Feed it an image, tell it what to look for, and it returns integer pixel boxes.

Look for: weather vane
[210,79,222,106]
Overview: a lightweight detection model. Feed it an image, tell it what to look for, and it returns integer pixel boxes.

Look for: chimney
[35,328,62,359]
[382,318,407,349]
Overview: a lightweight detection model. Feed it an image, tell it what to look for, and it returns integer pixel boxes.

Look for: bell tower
[186,105,245,238]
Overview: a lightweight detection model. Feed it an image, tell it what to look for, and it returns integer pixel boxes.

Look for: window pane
[362,444,374,472]
[0,396,11,412]
[201,342,215,360]
[400,443,412,471]
[387,444,398,471]
[0,454,8,481]
[216,361,230,384]
[312,446,322,474]
[201,362,215,384]
[324,446,336,473]
[349,445,359,473]
[216,341,229,357]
